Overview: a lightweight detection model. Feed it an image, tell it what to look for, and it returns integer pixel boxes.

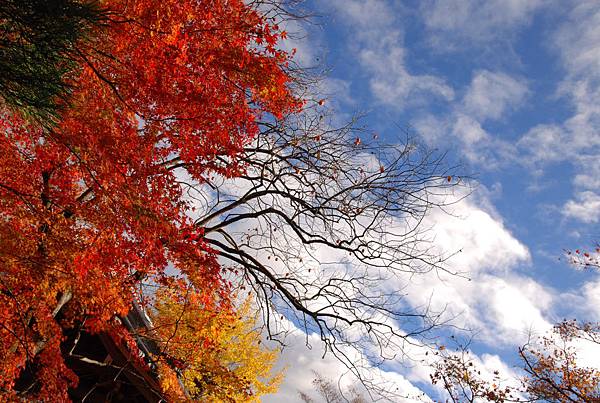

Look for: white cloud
[517,124,567,164]
[483,275,553,341]
[407,273,552,346]
[516,1,600,215]
[324,6,531,170]
[263,320,431,403]
[318,78,354,106]
[573,156,600,191]
[554,1,600,80]
[414,70,525,167]
[331,0,395,30]
[579,277,600,321]
[561,275,600,321]
[383,185,557,347]
[570,337,600,370]
[563,191,600,223]
[412,115,448,147]
[220,159,556,400]
[326,0,454,108]
[463,71,529,121]
[216,164,547,399]
[452,114,488,144]
[175,3,600,401]
[359,44,455,107]
[421,0,545,45]
[425,191,530,275]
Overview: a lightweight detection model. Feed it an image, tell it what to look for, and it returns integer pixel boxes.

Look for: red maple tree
[0,0,299,399]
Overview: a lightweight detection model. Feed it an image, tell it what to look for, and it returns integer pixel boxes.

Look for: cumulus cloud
[463,71,529,121]
[560,275,600,321]
[573,156,600,190]
[425,190,530,275]
[516,1,600,218]
[482,275,553,341]
[326,0,454,108]
[521,26,600,199]
[413,70,526,167]
[218,162,548,399]
[394,185,556,346]
[452,114,488,144]
[322,2,532,168]
[580,278,600,321]
[517,124,567,164]
[262,319,431,403]
[412,114,448,147]
[554,1,600,80]
[570,337,600,370]
[358,44,455,107]
[554,1,600,142]
[563,191,600,223]
[421,0,545,46]
[177,3,600,401]
[318,78,354,106]
[331,0,395,30]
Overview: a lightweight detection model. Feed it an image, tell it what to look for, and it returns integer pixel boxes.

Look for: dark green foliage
[0,0,103,125]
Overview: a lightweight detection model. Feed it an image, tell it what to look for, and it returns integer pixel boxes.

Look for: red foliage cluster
[0,0,298,399]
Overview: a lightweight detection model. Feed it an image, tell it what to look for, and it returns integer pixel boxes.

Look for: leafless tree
[165,103,464,397]
[299,371,368,403]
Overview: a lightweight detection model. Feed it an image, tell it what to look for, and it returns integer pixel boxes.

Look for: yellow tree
[149,288,283,401]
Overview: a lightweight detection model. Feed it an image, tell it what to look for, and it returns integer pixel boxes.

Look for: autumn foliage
[519,320,600,402]
[151,291,283,401]
[432,320,600,402]
[0,0,298,400]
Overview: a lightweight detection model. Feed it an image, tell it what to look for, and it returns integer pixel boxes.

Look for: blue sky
[263,1,600,401]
